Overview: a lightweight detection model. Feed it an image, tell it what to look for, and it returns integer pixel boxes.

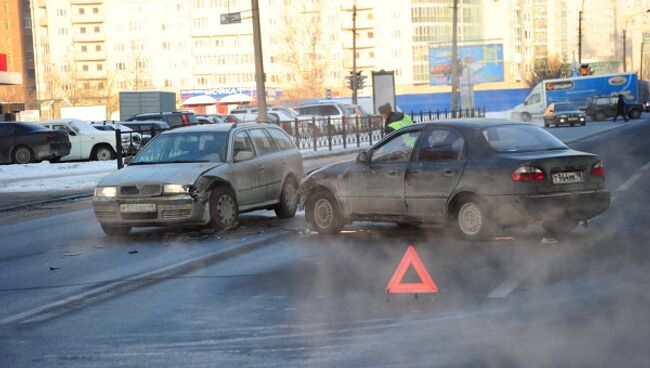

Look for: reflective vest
[387,114,414,132]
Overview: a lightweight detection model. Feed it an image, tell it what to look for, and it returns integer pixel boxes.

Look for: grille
[120,185,161,196]
[95,211,117,220]
[161,209,192,219]
[121,212,158,220]
[121,186,138,195]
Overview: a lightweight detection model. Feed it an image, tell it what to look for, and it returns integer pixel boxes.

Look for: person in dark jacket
[613,94,628,122]
[378,103,413,134]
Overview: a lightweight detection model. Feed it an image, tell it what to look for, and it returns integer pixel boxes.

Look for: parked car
[583,96,643,121]
[230,109,310,135]
[300,120,610,240]
[196,115,225,124]
[91,123,142,154]
[125,111,198,128]
[92,123,303,237]
[119,120,170,145]
[33,119,117,161]
[226,113,280,125]
[0,122,71,164]
[543,102,587,127]
[294,102,358,134]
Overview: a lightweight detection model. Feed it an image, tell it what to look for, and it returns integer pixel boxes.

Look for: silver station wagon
[93,123,303,237]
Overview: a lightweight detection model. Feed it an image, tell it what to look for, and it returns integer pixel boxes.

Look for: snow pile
[0,161,116,193]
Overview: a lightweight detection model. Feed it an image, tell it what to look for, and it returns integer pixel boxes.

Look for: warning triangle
[385,245,438,294]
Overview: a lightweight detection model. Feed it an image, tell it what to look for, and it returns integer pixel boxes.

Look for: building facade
[0,0,35,110]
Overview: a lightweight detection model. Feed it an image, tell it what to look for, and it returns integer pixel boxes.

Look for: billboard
[180,87,283,101]
[428,44,504,86]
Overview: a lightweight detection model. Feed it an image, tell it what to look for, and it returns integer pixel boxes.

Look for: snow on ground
[0,161,116,193]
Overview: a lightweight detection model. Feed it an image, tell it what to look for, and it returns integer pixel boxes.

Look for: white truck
[511,73,639,121]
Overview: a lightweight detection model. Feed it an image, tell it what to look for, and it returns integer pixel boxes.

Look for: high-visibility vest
[387,114,414,131]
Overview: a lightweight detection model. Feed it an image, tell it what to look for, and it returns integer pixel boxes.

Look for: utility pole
[251,0,267,122]
[623,29,627,71]
[450,0,459,116]
[352,3,358,105]
[578,10,583,64]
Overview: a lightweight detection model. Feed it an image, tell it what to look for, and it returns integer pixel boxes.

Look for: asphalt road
[1,123,650,367]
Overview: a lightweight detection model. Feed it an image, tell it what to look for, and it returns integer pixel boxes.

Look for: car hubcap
[217,194,236,226]
[313,198,334,229]
[284,183,297,211]
[15,148,30,164]
[97,148,111,161]
[459,202,483,236]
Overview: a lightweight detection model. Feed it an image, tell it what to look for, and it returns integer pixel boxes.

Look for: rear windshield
[482,125,567,153]
[132,132,228,164]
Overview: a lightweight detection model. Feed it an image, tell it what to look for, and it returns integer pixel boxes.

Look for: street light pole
[450,0,459,116]
[352,4,358,105]
[251,0,267,123]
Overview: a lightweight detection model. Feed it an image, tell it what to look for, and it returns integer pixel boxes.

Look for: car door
[0,124,15,163]
[345,127,424,216]
[404,127,467,222]
[248,128,282,201]
[230,130,265,206]
[52,124,81,160]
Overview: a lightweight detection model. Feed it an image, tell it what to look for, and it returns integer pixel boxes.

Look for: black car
[643,97,650,112]
[584,96,643,121]
[0,122,71,164]
[299,120,610,240]
[125,112,198,128]
[543,102,587,127]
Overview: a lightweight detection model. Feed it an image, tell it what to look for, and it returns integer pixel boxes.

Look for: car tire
[91,145,116,161]
[521,112,532,122]
[454,196,494,241]
[208,185,239,232]
[542,219,578,236]
[12,145,35,164]
[274,177,299,219]
[594,111,606,121]
[306,190,344,234]
[628,108,641,119]
[100,224,131,237]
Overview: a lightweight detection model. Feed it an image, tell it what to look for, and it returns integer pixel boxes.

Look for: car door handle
[443,169,456,177]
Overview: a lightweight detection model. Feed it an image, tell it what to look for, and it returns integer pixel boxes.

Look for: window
[233,131,255,161]
[82,64,89,71]
[116,62,126,70]
[80,27,86,33]
[482,125,566,153]
[367,31,374,39]
[95,45,101,51]
[248,129,277,155]
[81,45,87,52]
[267,128,296,151]
[94,26,100,33]
[92,7,99,14]
[371,129,422,164]
[415,128,465,161]
[96,63,103,71]
[79,8,85,14]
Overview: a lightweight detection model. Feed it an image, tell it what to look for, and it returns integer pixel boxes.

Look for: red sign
[0,54,7,72]
[385,245,439,294]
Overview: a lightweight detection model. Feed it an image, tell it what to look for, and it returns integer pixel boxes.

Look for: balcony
[71,12,104,24]
[73,32,106,43]
[75,50,107,61]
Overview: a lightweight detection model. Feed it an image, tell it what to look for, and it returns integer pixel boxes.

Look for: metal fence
[114,107,486,169]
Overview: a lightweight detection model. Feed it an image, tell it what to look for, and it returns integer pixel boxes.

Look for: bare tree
[525,56,565,88]
[274,0,335,99]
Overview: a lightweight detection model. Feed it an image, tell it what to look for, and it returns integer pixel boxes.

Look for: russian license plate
[552,171,584,185]
[120,203,157,213]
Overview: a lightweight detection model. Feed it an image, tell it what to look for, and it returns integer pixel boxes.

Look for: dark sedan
[0,122,71,164]
[299,120,610,240]
[584,96,643,121]
[543,102,586,127]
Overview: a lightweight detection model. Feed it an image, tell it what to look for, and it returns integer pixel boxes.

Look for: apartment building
[0,0,35,109]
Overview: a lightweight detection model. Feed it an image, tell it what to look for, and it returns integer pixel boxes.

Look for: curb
[0,192,93,212]
[0,231,286,325]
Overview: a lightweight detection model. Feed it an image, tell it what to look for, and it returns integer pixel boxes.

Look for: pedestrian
[613,94,628,122]
[378,103,413,134]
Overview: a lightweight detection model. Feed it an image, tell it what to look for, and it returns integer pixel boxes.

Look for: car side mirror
[235,150,254,162]
[356,151,369,164]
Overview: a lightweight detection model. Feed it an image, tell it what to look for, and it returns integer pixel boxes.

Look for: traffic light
[356,71,367,89]
[346,71,355,90]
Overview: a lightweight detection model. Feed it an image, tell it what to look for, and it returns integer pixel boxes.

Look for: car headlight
[559,118,565,123]
[579,116,585,121]
[94,186,117,198]
[163,184,190,194]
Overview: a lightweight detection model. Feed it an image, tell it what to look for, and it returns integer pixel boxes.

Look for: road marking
[487,261,537,299]
[616,173,642,192]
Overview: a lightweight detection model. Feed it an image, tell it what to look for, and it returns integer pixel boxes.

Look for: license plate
[552,171,584,185]
[120,203,157,213]
[568,117,578,121]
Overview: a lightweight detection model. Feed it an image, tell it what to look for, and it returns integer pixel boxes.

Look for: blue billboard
[544,73,639,107]
[428,44,504,86]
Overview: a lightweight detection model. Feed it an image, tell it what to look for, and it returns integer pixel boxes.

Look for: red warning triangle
[386,245,438,294]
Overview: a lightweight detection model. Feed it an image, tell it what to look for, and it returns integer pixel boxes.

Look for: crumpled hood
[98,162,223,186]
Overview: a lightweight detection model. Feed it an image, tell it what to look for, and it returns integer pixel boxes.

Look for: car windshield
[482,124,567,153]
[554,103,577,112]
[131,132,228,164]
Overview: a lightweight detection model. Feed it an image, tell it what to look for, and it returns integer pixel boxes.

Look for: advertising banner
[428,44,504,86]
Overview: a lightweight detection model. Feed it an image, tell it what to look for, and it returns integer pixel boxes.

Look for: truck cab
[511,84,544,122]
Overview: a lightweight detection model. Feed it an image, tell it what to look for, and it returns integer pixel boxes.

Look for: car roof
[160,122,273,134]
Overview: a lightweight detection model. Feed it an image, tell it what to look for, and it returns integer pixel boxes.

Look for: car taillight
[182,115,189,125]
[511,166,545,182]
[591,161,605,177]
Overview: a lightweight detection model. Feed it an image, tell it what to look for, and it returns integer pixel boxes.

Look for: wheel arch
[446,190,480,223]
[91,142,116,158]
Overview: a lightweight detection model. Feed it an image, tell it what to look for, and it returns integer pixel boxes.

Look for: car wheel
[100,224,131,237]
[208,185,239,232]
[454,197,494,241]
[521,112,532,122]
[306,190,344,234]
[542,219,578,236]
[91,145,116,161]
[594,111,606,121]
[628,108,641,119]
[12,145,34,164]
[274,177,299,219]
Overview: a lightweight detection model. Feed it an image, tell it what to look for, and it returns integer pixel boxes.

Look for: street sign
[220,12,241,25]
